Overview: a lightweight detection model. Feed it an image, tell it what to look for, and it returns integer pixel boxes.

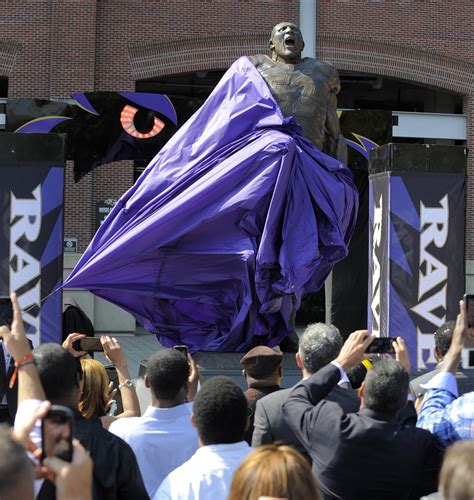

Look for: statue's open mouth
[284,36,295,47]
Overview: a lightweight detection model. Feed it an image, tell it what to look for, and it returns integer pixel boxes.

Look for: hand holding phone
[463,294,474,329]
[462,294,474,349]
[72,337,104,352]
[335,330,373,372]
[41,405,74,463]
[101,335,126,365]
[42,439,93,500]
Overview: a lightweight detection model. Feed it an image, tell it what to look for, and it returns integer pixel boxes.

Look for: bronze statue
[250,22,347,164]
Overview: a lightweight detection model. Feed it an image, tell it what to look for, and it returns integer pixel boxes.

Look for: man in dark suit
[0,338,33,424]
[252,323,360,459]
[283,331,444,500]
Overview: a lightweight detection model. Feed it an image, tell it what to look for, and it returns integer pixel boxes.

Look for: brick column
[464,94,474,260]
[49,0,97,251]
[49,0,97,96]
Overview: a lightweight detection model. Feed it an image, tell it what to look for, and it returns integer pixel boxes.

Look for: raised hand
[335,330,374,372]
[62,333,88,358]
[186,353,200,402]
[441,300,468,374]
[0,293,31,360]
[392,337,411,373]
[100,335,126,368]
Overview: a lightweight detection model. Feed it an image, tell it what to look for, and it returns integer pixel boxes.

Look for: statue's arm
[325,68,348,165]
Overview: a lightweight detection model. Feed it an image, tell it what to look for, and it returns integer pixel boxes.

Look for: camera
[461,349,474,369]
[364,337,396,354]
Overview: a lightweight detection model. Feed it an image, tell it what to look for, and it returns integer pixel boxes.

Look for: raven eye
[120,104,164,139]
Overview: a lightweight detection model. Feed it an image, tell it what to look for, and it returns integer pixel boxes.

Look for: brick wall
[95,0,298,89]
[1,0,472,255]
[318,0,474,64]
[1,1,51,98]
[316,0,474,256]
[49,0,97,96]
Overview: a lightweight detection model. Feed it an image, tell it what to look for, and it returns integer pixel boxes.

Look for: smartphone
[365,337,397,354]
[41,405,74,462]
[72,337,104,352]
[463,294,474,329]
[461,349,474,369]
[0,296,13,327]
[174,345,188,358]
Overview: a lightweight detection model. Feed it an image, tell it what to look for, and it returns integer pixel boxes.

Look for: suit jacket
[244,385,281,444]
[282,364,444,500]
[0,340,33,423]
[252,379,360,461]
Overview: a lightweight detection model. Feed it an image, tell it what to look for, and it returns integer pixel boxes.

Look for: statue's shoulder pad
[248,54,271,68]
[310,58,338,73]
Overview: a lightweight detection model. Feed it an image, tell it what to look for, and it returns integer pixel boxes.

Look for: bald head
[269,22,304,63]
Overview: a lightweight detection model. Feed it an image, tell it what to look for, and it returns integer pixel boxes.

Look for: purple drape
[63,57,358,352]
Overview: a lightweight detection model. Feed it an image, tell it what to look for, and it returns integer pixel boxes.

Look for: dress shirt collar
[194,440,250,457]
[247,380,281,389]
[143,403,192,420]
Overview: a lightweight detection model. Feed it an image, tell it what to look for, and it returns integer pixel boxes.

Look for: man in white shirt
[417,300,474,444]
[110,349,199,498]
[155,376,251,500]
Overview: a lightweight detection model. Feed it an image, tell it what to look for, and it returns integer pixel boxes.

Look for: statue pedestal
[368,143,467,370]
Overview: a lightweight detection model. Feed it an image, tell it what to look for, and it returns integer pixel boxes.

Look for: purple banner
[0,134,65,346]
[369,171,465,369]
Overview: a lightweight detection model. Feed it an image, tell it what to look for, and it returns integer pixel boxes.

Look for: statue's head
[269,22,305,64]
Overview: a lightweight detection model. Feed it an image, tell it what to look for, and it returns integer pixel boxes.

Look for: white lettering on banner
[371,194,383,337]
[418,195,448,300]
[411,195,449,369]
[416,327,438,369]
[9,185,42,346]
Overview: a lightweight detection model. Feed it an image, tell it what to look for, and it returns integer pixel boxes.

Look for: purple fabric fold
[63,57,358,352]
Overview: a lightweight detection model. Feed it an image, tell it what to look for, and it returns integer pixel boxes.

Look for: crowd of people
[1,292,473,500]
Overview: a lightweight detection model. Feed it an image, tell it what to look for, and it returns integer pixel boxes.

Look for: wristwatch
[118,379,134,389]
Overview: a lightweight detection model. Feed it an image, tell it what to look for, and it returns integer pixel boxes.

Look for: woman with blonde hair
[63,333,140,429]
[79,358,111,418]
[229,444,320,500]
